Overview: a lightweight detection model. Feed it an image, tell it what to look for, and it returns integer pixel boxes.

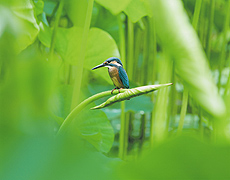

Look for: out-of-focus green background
[1,0,230,179]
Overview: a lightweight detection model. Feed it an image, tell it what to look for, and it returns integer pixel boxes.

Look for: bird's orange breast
[108,67,124,88]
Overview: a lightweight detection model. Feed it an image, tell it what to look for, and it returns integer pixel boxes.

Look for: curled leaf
[91,83,172,110]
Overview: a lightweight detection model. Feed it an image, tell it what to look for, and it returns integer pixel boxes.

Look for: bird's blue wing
[118,66,129,89]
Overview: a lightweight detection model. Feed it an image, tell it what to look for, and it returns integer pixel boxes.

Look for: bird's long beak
[91,63,106,70]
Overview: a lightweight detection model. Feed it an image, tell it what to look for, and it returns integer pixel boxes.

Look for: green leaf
[121,136,230,179]
[11,0,40,52]
[93,5,120,43]
[43,0,56,16]
[38,21,52,47]
[52,86,114,153]
[0,6,17,37]
[1,136,118,180]
[91,83,172,109]
[38,25,83,64]
[34,0,44,16]
[151,0,226,118]
[38,26,119,80]
[124,0,152,22]
[84,27,120,84]
[56,27,83,65]
[38,25,120,84]
[95,0,132,15]
[77,108,114,153]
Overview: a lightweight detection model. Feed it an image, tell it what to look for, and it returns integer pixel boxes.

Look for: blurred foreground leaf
[151,0,226,118]
[91,83,172,109]
[0,136,119,180]
[120,136,230,179]
[0,47,56,137]
[11,0,40,52]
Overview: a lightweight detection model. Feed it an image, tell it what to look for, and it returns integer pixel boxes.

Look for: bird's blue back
[118,66,129,89]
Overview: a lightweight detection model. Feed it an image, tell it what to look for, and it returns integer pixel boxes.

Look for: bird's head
[91,57,123,70]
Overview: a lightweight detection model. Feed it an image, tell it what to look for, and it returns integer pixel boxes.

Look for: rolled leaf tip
[91,83,173,110]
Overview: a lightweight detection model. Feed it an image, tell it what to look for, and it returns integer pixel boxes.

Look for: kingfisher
[92,57,129,94]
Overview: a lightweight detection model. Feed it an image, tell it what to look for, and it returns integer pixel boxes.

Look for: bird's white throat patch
[105,65,112,69]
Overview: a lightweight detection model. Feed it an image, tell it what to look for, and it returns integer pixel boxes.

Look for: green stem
[150,18,158,147]
[133,27,142,82]
[49,0,64,61]
[118,14,126,67]
[218,0,230,90]
[137,19,145,30]
[147,17,153,84]
[212,120,217,143]
[193,0,203,136]
[199,109,204,139]
[151,54,172,145]
[177,0,203,135]
[143,18,149,85]
[177,87,188,135]
[135,29,144,84]
[192,0,203,31]
[225,71,230,97]
[206,0,215,60]
[0,60,2,80]
[118,14,128,160]
[167,63,176,130]
[67,64,72,84]
[171,67,177,126]
[152,17,157,95]
[58,89,127,135]
[127,18,134,80]
[70,0,94,109]
[200,0,206,47]
[139,113,146,152]
[119,101,127,159]
[50,2,59,22]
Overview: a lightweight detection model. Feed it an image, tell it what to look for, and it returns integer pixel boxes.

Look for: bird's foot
[111,88,123,94]
[111,88,117,94]
[118,88,123,93]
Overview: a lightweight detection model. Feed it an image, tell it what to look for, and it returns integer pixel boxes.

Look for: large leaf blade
[84,27,120,84]
[124,0,152,22]
[95,0,131,15]
[10,0,40,52]
[38,26,119,86]
[78,108,114,153]
[120,136,230,179]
